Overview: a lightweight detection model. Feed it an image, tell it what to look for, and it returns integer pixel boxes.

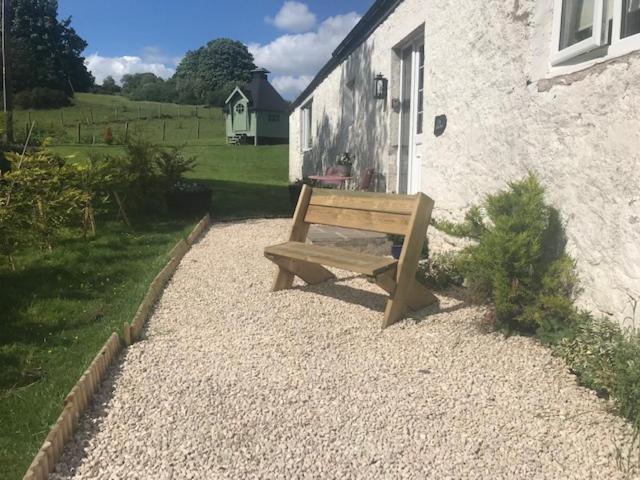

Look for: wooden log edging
[125,213,211,344]
[23,333,122,480]
[22,214,211,480]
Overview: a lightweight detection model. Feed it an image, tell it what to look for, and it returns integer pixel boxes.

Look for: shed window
[268,114,280,122]
[552,0,640,64]
[301,101,313,151]
[235,104,245,114]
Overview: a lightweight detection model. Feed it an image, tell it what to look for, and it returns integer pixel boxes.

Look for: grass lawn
[1,93,289,478]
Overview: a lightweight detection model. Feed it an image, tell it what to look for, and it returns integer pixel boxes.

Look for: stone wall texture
[289,0,640,327]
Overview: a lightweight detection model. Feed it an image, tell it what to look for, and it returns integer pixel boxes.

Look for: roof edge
[289,0,404,111]
[225,86,250,105]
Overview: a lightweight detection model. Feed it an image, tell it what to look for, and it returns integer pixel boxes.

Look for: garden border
[22,213,211,480]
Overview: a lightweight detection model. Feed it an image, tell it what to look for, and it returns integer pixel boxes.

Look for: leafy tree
[101,76,121,95]
[9,0,94,95]
[174,38,256,105]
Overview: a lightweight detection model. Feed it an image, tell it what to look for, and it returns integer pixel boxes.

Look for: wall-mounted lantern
[374,73,388,100]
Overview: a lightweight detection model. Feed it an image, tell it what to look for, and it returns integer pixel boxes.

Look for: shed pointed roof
[225,68,288,112]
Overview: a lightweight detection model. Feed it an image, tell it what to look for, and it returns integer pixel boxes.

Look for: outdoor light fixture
[374,73,388,100]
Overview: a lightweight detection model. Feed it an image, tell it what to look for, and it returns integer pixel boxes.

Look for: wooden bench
[264,185,438,328]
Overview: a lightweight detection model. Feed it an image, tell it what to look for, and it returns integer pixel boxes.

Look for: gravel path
[52,219,638,479]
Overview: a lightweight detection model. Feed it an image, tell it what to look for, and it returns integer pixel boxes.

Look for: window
[235,104,245,114]
[301,101,313,151]
[416,46,425,135]
[552,0,640,64]
[268,114,280,122]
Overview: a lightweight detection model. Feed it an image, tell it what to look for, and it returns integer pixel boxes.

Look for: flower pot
[391,242,403,259]
[334,165,351,177]
[166,182,212,217]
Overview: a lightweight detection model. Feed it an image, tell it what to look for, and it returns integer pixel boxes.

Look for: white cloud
[85,47,180,85]
[249,11,360,98]
[266,1,316,33]
[271,75,314,100]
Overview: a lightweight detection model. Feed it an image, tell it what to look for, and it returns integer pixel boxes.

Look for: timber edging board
[22,214,211,480]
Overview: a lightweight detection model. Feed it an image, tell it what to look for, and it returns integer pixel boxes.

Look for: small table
[308,175,353,189]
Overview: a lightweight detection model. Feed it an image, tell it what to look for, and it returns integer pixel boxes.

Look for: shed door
[234,102,248,131]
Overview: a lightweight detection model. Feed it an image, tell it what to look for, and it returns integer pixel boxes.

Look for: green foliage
[14,88,71,110]
[2,151,88,252]
[121,73,178,103]
[416,252,465,289]
[94,76,122,95]
[432,205,486,240]
[156,147,196,188]
[174,38,256,105]
[458,174,576,333]
[10,0,94,94]
[558,313,640,430]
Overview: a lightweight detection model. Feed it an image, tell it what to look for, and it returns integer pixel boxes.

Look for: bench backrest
[301,187,434,236]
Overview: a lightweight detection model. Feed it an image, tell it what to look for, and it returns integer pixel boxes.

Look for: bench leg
[267,255,335,291]
[374,272,438,311]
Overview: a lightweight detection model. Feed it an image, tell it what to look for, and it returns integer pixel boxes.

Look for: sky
[58,0,375,99]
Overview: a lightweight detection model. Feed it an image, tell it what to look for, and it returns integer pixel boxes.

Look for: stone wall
[289,0,640,326]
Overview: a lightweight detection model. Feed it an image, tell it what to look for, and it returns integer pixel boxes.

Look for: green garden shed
[225,68,289,145]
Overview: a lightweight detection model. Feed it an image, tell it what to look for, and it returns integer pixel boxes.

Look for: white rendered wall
[289,0,640,326]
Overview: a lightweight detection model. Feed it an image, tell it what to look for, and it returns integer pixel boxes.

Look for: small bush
[416,252,464,289]
[458,174,577,334]
[156,147,196,188]
[103,127,114,145]
[558,314,640,430]
[14,88,71,110]
[432,205,486,240]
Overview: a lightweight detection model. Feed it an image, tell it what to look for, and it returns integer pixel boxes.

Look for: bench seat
[264,241,397,277]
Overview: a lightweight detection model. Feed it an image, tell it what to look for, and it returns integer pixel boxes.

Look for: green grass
[0,218,194,479]
[1,93,289,478]
[13,92,226,145]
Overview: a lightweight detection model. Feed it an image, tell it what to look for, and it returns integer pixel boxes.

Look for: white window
[301,101,313,151]
[552,0,640,65]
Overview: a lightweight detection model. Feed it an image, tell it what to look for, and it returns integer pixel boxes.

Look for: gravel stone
[50,219,639,479]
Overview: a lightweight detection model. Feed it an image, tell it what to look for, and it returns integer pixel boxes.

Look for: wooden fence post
[162,120,166,142]
[195,105,198,118]
[77,123,81,143]
[196,119,200,140]
[124,121,129,144]
[138,106,141,120]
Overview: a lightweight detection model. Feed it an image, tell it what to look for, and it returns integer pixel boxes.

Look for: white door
[397,42,425,195]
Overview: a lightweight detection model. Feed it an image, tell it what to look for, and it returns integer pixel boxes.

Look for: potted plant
[387,234,429,260]
[335,152,354,177]
[387,234,404,259]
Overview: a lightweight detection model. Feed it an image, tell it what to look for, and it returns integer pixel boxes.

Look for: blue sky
[58,0,374,99]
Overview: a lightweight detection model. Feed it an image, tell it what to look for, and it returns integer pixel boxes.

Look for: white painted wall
[289,0,640,326]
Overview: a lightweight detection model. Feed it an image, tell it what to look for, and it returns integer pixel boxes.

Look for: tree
[101,76,121,95]
[174,38,255,105]
[9,0,94,95]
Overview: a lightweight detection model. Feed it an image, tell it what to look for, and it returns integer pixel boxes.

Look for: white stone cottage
[289,0,640,326]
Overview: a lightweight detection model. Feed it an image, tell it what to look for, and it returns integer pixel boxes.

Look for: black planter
[391,242,403,259]
[288,183,303,211]
[166,183,212,216]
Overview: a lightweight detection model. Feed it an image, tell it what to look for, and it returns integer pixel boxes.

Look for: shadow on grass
[191,178,291,219]
[0,216,190,390]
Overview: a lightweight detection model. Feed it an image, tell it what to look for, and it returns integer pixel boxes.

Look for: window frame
[300,100,313,152]
[610,0,640,55]
[551,0,608,66]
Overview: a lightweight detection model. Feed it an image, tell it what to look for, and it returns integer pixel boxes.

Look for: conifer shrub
[458,174,579,334]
